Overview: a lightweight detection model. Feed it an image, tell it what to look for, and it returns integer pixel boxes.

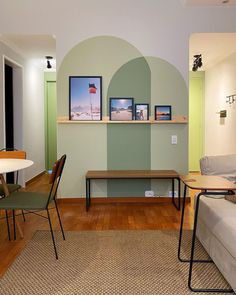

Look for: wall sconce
[226,94,236,105]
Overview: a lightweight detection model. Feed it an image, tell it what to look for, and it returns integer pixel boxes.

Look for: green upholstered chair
[0,154,66,259]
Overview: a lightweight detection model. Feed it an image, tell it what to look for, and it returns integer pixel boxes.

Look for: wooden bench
[85,170,180,211]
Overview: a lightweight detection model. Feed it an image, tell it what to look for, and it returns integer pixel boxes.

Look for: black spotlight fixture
[192,54,202,72]
[45,56,53,69]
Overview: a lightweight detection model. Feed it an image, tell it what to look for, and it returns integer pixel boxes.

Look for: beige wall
[205,52,236,156]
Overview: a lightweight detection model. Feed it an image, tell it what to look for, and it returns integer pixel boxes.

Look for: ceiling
[183,0,236,5]
[189,33,236,71]
[0,34,56,70]
[1,32,236,73]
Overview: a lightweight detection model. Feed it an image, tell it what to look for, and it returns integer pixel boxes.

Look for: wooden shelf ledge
[57,115,188,124]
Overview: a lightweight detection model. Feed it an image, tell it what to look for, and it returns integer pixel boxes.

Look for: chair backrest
[47,154,66,206]
[0,150,26,159]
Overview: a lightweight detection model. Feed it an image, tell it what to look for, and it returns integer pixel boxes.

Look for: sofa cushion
[198,195,236,261]
[200,154,236,181]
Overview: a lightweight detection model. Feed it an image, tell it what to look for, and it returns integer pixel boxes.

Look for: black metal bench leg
[172,178,181,211]
[86,179,90,211]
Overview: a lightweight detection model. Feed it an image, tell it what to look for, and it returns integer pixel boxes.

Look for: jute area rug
[0,230,234,295]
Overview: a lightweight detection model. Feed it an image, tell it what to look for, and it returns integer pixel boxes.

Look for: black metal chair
[0,154,67,259]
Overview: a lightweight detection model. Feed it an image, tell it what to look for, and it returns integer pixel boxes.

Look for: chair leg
[54,200,65,240]
[5,210,11,241]
[13,210,16,240]
[22,210,26,222]
[46,209,58,259]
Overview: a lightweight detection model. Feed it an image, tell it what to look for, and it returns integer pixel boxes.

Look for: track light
[45,56,53,69]
[192,54,202,72]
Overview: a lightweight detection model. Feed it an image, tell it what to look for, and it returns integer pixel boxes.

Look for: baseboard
[26,171,46,186]
[57,196,190,204]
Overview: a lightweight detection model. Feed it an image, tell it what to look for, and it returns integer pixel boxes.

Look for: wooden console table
[85,170,180,211]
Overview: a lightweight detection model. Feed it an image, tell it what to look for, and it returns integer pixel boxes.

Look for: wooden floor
[0,173,196,277]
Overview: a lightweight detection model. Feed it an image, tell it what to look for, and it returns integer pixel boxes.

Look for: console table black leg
[188,192,233,293]
[88,179,91,206]
[178,184,187,262]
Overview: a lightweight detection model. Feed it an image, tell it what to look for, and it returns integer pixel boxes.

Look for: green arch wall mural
[107,57,151,197]
[57,35,188,198]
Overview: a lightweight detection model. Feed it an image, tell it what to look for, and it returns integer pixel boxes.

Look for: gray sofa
[197,154,236,291]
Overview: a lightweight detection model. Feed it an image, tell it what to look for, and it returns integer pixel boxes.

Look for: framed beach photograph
[155,105,172,121]
[109,98,134,121]
[135,104,149,121]
[69,76,102,121]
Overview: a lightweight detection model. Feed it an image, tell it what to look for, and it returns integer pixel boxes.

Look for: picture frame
[135,104,149,121]
[69,76,102,121]
[155,105,172,121]
[109,98,134,121]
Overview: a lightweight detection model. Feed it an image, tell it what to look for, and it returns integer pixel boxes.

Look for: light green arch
[57,35,144,117]
[57,35,147,198]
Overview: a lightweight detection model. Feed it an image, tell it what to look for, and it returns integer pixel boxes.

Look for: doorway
[4,57,23,183]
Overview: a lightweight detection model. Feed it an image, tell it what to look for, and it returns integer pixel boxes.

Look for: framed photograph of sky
[155,105,172,121]
[69,76,102,120]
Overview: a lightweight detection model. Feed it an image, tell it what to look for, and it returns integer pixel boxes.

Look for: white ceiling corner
[0,34,56,70]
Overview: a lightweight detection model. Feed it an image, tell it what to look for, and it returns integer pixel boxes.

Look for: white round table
[0,159,33,174]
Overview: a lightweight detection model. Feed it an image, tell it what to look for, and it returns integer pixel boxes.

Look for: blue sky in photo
[136,105,148,111]
[70,77,101,107]
[111,99,133,109]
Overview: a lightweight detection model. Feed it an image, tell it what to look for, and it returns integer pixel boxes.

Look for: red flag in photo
[89,83,97,94]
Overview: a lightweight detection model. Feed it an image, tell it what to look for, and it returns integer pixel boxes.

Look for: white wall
[1,0,236,81]
[23,60,45,180]
[205,52,236,156]
[0,41,45,181]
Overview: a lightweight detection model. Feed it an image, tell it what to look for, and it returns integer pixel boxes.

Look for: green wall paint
[58,124,107,197]
[57,36,188,198]
[145,57,188,195]
[107,57,151,197]
[189,71,204,171]
[57,36,143,197]
[107,124,151,196]
[57,36,143,118]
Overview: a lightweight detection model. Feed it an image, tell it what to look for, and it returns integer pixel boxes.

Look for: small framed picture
[109,98,134,121]
[155,105,172,121]
[135,104,149,121]
[69,76,102,121]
